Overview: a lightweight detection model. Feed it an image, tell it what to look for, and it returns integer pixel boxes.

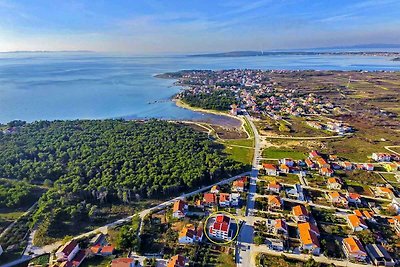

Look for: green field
[262,147,306,160]
[224,145,254,165]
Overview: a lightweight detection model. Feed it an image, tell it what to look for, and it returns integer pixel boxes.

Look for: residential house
[298,222,320,255]
[69,250,86,267]
[347,214,368,232]
[391,197,400,213]
[274,219,288,237]
[286,184,305,201]
[372,153,391,162]
[173,200,188,219]
[327,177,342,190]
[230,193,240,207]
[167,255,186,267]
[267,195,283,210]
[210,185,220,194]
[111,258,134,267]
[362,211,375,222]
[342,237,367,262]
[292,205,309,222]
[89,245,101,255]
[203,193,217,206]
[365,244,395,266]
[384,163,398,172]
[305,159,315,169]
[219,193,230,207]
[56,240,80,262]
[232,177,246,192]
[364,163,374,171]
[209,215,232,241]
[263,163,278,176]
[309,150,320,158]
[328,191,348,207]
[280,164,290,174]
[347,193,362,205]
[319,167,333,177]
[100,245,115,256]
[316,157,330,169]
[178,225,203,244]
[341,161,353,170]
[280,158,295,167]
[375,187,394,199]
[267,181,282,194]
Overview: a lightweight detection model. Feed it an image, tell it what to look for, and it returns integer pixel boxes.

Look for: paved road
[236,113,262,267]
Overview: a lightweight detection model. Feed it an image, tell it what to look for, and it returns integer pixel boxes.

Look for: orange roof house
[376,187,394,199]
[347,214,368,232]
[328,191,348,207]
[327,177,342,189]
[167,255,186,267]
[342,237,367,261]
[267,195,282,210]
[203,193,217,206]
[292,205,309,222]
[172,200,187,219]
[267,180,282,193]
[111,258,134,267]
[298,222,320,255]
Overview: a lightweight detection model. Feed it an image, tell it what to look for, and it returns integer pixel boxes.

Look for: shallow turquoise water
[0,52,399,124]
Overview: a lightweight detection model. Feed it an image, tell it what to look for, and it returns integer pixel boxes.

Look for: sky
[0,0,400,54]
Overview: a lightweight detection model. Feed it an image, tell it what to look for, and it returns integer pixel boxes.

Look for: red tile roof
[203,193,216,204]
[111,258,134,267]
[173,200,186,213]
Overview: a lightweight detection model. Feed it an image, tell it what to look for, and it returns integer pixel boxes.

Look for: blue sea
[0,52,399,124]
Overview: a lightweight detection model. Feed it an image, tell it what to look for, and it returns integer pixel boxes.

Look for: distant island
[0,50,93,54]
[392,57,400,61]
[190,51,400,58]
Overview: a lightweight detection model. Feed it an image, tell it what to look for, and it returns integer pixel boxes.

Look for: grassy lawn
[243,116,254,138]
[224,145,254,165]
[381,173,399,183]
[262,147,306,160]
[259,174,299,185]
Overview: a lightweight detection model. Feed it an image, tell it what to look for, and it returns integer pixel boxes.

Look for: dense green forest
[180,89,237,111]
[0,119,246,244]
[0,179,38,208]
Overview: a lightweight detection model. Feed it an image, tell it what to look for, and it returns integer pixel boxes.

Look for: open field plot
[223,145,253,165]
[282,117,335,137]
[258,174,299,185]
[262,147,307,160]
[256,253,333,267]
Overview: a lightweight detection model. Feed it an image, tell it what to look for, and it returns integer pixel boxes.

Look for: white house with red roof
[347,214,368,232]
[292,205,309,222]
[327,177,342,190]
[178,225,203,244]
[298,222,320,255]
[56,240,80,262]
[111,258,134,267]
[209,215,232,241]
[267,180,282,193]
[372,153,391,162]
[203,193,217,206]
[347,193,362,205]
[263,163,278,176]
[219,193,231,207]
[363,163,374,171]
[309,150,320,158]
[172,200,188,219]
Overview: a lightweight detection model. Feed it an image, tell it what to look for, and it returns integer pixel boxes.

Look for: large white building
[209,215,232,241]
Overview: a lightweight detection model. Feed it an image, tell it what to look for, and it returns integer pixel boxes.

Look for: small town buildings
[298,222,320,255]
[100,245,115,256]
[280,164,290,174]
[263,163,278,176]
[56,240,80,262]
[292,205,309,222]
[230,193,240,206]
[219,193,230,207]
[384,163,399,172]
[305,159,315,169]
[372,153,391,162]
[172,200,188,219]
[210,185,220,194]
[342,237,367,262]
[327,177,342,190]
[347,214,368,232]
[309,150,320,159]
[347,193,362,205]
[232,177,247,192]
[209,215,232,241]
[364,163,374,171]
[111,258,134,267]
[316,157,330,169]
[365,244,395,266]
[203,193,217,206]
[267,195,283,210]
[341,161,353,170]
[328,191,349,207]
[178,225,203,244]
[286,184,305,201]
[167,255,186,267]
[375,187,394,199]
[274,219,288,237]
[393,215,400,235]
[391,197,400,213]
[280,158,295,167]
[319,167,333,177]
[267,180,282,193]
